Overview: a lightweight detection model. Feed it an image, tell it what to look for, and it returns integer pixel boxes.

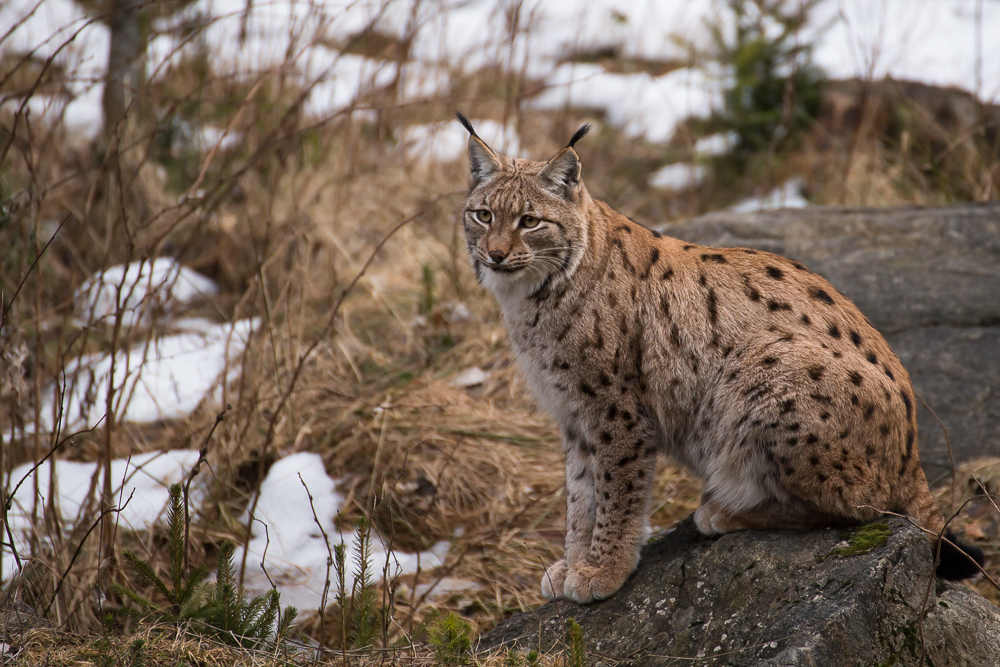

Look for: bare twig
[183,404,230,571]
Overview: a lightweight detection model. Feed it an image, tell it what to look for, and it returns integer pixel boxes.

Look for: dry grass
[1,1,999,661]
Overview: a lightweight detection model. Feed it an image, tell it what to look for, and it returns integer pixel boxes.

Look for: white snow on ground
[694,131,739,157]
[649,163,707,191]
[400,119,520,162]
[2,449,202,578]
[532,63,722,144]
[730,178,809,212]
[74,258,218,328]
[34,318,257,433]
[236,453,450,611]
[5,0,1000,143]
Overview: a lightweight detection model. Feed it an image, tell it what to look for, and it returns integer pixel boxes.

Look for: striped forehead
[485,176,534,215]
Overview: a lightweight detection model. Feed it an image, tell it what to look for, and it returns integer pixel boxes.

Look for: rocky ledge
[478,517,1000,666]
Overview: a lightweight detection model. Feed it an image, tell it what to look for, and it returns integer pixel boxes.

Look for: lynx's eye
[474,209,493,224]
[521,215,540,229]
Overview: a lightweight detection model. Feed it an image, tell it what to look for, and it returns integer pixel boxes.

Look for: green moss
[829,523,892,558]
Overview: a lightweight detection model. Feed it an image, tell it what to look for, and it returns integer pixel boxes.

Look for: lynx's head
[457,112,592,300]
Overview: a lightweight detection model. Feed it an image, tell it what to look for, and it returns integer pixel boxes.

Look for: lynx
[455,112,983,604]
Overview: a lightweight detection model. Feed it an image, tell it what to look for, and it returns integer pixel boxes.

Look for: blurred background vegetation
[1,0,999,663]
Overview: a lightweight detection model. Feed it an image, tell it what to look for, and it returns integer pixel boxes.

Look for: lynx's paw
[693,503,728,535]
[540,559,568,600]
[563,561,632,604]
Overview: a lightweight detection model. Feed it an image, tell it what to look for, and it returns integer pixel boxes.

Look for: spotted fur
[457,115,981,604]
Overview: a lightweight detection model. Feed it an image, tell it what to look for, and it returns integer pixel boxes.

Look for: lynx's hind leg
[694,493,847,535]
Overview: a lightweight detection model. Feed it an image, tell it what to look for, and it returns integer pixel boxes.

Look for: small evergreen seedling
[565,618,585,667]
[113,484,209,622]
[349,517,378,649]
[200,540,298,649]
[427,612,473,665]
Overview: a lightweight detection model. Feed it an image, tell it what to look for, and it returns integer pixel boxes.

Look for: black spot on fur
[762,356,778,366]
[820,411,831,421]
[652,229,663,238]
[807,365,825,381]
[850,330,862,346]
[790,260,809,272]
[805,434,819,445]
[741,249,758,255]
[701,253,726,264]
[748,287,761,301]
[800,314,812,326]
[787,437,798,446]
[765,266,784,280]
[817,472,828,482]
[905,431,914,458]
[810,287,835,305]
[780,398,795,414]
[848,370,863,386]
[767,300,791,312]
[787,422,801,432]
[698,273,707,287]
[670,325,682,349]
[809,456,820,466]
[810,392,832,405]
[883,365,895,381]
[706,288,718,325]
[850,394,860,406]
[866,351,878,364]
[901,391,913,420]
[828,324,841,339]
[842,429,852,440]
[662,266,674,280]
[683,244,695,251]
[646,248,660,276]
[863,404,875,420]
[580,381,597,396]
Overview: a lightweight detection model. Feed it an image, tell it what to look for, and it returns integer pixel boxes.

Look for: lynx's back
[455,112,984,604]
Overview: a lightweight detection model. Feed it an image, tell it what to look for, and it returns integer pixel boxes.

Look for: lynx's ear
[538,123,590,199]
[456,111,501,183]
[538,147,582,199]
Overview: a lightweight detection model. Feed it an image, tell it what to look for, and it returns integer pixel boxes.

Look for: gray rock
[0,598,51,642]
[478,517,1000,666]
[657,204,1000,472]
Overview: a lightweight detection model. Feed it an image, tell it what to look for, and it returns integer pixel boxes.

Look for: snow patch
[74,258,218,328]
[236,453,449,611]
[33,318,257,433]
[3,450,202,579]
[730,178,809,212]
[533,64,721,144]
[649,163,706,190]
[694,132,739,157]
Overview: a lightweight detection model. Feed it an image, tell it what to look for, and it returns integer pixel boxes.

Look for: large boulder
[479,517,1000,666]
[658,204,1000,479]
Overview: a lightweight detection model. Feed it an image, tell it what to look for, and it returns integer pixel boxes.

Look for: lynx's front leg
[563,432,657,604]
[542,428,596,600]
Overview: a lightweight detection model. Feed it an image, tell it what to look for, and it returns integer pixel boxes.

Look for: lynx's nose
[488,249,508,264]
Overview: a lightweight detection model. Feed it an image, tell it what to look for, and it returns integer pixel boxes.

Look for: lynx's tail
[936,532,986,581]
[908,490,985,580]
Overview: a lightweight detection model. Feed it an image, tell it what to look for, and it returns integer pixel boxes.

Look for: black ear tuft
[566,123,593,149]
[455,111,478,137]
